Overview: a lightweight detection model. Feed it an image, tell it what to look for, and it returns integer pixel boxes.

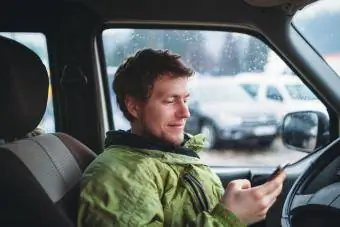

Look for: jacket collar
[104,130,206,158]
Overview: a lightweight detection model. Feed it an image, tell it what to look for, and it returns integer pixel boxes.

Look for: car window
[266,86,283,101]
[102,29,329,167]
[240,83,260,98]
[293,0,340,75]
[285,84,317,100]
[0,33,55,133]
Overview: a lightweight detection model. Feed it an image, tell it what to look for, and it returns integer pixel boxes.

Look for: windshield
[293,0,340,75]
[193,83,253,103]
[285,84,317,100]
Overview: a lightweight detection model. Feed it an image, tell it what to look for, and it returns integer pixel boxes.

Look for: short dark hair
[113,48,193,121]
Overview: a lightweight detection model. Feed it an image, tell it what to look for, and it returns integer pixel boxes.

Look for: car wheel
[258,138,274,147]
[200,122,217,149]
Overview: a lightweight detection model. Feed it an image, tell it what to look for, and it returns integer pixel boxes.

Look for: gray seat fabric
[0,35,96,226]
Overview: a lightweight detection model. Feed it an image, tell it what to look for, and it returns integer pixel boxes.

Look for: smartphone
[267,163,290,181]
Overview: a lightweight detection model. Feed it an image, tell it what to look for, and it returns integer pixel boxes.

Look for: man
[77,49,286,227]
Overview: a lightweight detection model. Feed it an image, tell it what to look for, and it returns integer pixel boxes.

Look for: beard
[138,120,184,146]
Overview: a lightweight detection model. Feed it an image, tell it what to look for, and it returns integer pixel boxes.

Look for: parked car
[234,73,328,125]
[185,77,278,148]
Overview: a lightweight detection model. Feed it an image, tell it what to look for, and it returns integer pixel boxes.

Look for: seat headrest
[0,36,49,140]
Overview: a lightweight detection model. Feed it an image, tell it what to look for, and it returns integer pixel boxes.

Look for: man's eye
[164,99,175,104]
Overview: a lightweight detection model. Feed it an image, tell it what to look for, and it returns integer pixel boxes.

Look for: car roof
[234,73,304,85]
[1,0,313,34]
[189,76,237,87]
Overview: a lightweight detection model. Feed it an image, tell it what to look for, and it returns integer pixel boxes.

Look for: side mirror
[281,111,329,153]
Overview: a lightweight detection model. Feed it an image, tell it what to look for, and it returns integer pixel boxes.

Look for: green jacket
[77,130,246,227]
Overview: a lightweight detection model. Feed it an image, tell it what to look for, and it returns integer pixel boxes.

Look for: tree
[104,29,209,73]
[218,33,241,76]
[242,37,268,73]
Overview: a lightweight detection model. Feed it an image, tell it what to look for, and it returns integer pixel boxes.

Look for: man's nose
[177,101,191,119]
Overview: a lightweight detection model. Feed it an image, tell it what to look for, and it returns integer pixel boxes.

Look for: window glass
[102,29,329,166]
[240,84,260,98]
[0,32,55,133]
[285,84,317,100]
[293,0,340,75]
[266,86,283,101]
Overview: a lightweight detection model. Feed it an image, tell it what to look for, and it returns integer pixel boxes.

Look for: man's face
[131,74,191,145]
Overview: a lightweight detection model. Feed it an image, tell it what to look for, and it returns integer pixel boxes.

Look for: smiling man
[77,49,286,227]
[127,72,191,145]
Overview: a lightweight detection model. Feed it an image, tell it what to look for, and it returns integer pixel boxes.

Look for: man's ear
[125,96,141,119]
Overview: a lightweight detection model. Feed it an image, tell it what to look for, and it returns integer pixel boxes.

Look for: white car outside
[234,73,328,124]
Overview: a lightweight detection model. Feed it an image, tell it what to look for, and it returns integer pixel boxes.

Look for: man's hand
[221,171,286,225]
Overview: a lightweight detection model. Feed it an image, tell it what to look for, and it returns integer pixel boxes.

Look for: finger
[268,197,277,208]
[273,169,287,182]
[226,179,251,191]
[262,180,284,203]
[256,171,286,195]
[240,179,251,189]
[265,197,277,211]
[272,181,284,198]
[256,197,277,218]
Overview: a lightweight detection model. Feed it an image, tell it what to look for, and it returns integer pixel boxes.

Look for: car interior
[0,36,96,226]
[1,0,340,226]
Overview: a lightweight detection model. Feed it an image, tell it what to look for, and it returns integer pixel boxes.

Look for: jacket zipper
[183,173,210,212]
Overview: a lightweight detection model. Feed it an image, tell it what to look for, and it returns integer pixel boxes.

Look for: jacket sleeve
[193,203,246,227]
[77,166,245,227]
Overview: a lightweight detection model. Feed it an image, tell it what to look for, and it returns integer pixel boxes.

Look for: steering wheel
[281,138,340,227]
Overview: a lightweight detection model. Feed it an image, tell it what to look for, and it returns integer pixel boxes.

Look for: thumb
[227,179,251,191]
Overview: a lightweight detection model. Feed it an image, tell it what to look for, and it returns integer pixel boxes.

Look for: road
[199,138,307,166]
